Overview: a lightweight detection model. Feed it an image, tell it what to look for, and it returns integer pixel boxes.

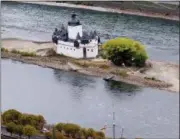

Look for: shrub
[11,49,19,53]
[110,69,128,77]
[11,49,36,57]
[1,47,8,52]
[98,64,110,69]
[20,52,36,57]
[23,125,37,139]
[6,122,16,136]
[14,124,24,137]
[102,37,148,67]
[63,123,81,137]
[119,70,128,77]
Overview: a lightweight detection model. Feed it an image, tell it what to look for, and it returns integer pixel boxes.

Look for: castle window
[74,49,75,51]
[87,49,89,51]
[91,49,93,52]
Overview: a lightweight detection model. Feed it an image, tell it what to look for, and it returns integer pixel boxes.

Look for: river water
[1,1,179,138]
[1,1,179,63]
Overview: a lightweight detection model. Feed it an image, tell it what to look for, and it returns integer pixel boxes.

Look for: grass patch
[110,69,128,78]
[72,60,110,69]
[1,47,9,52]
[119,70,128,77]
[72,60,89,68]
[11,49,36,57]
[98,64,110,69]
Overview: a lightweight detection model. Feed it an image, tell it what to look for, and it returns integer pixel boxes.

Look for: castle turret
[67,13,82,40]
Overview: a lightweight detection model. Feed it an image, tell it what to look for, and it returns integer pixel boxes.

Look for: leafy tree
[20,114,36,127]
[20,114,45,130]
[55,123,65,132]
[36,115,46,130]
[15,124,23,138]
[86,128,96,138]
[23,125,37,139]
[6,122,16,136]
[2,109,22,124]
[63,123,81,137]
[102,37,148,67]
[79,128,88,139]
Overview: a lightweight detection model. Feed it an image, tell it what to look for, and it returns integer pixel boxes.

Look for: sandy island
[1,39,179,93]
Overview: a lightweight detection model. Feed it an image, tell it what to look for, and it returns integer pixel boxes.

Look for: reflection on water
[105,80,141,93]
[53,69,141,100]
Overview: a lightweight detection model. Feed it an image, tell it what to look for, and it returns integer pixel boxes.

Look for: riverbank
[2,39,179,93]
[18,1,179,21]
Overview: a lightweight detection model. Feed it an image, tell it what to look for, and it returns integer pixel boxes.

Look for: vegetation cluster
[1,109,105,139]
[102,37,148,67]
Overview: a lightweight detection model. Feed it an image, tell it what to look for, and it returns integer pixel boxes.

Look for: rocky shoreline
[2,51,178,93]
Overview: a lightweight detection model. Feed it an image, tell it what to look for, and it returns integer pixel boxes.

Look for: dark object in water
[103,76,114,81]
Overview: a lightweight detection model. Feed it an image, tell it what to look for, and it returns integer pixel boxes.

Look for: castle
[52,13,100,59]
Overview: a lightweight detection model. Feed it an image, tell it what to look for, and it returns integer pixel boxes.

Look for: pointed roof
[68,13,81,26]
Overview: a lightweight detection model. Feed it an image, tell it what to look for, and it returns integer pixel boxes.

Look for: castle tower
[67,13,82,40]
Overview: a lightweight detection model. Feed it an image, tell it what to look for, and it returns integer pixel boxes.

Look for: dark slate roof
[68,13,81,26]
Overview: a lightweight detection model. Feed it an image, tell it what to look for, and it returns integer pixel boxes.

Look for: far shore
[1,39,179,93]
[18,1,179,21]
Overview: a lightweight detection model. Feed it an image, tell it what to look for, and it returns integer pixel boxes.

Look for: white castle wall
[86,46,98,58]
[68,25,82,40]
[56,43,83,58]
[56,40,98,58]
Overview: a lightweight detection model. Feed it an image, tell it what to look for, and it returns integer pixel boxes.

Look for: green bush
[102,37,148,67]
[23,125,37,139]
[63,123,81,137]
[14,124,24,137]
[1,47,8,52]
[119,70,128,77]
[6,122,16,136]
[11,49,36,57]
[2,109,46,131]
